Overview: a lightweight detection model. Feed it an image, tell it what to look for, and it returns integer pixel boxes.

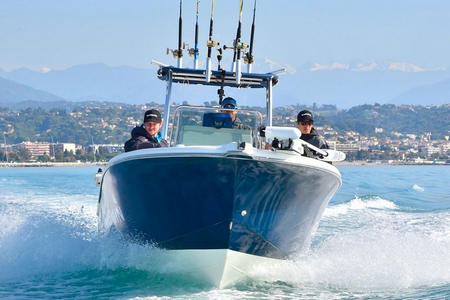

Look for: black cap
[144,109,162,123]
[297,110,314,123]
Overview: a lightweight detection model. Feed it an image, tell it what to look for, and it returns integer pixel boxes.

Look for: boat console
[171,106,262,148]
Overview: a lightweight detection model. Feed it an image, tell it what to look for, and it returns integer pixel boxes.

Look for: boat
[95,1,344,287]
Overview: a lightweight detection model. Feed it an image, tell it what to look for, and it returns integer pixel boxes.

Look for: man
[124,109,169,152]
[220,97,247,129]
[297,110,329,149]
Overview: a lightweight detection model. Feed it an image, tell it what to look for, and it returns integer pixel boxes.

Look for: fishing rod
[232,0,245,84]
[188,0,200,69]
[177,0,183,68]
[244,0,257,73]
[206,0,216,82]
[166,0,185,67]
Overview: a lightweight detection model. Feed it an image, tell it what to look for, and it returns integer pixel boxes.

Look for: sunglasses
[299,121,313,126]
[223,104,236,109]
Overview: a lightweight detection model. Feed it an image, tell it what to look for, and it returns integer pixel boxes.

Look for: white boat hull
[151,248,282,288]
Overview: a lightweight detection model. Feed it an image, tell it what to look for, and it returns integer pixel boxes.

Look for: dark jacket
[232,117,251,130]
[124,125,169,152]
[300,127,329,149]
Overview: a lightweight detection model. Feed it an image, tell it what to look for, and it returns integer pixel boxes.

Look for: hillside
[0,76,66,106]
[389,78,450,105]
[0,103,448,145]
[0,64,162,103]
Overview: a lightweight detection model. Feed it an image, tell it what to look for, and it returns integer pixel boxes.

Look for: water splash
[245,204,450,291]
[412,184,425,192]
[324,196,397,217]
[1,167,450,299]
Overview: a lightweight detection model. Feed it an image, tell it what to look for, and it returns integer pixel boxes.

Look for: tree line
[1,102,449,146]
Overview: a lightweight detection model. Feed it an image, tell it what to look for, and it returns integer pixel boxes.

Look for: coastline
[1,160,448,168]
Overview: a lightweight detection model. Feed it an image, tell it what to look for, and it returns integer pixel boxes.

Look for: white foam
[324,196,397,217]
[247,209,450,290]
[0,211,26,239]
[1,172,449,293]
[0,191,101,280]
[412,184,425,192]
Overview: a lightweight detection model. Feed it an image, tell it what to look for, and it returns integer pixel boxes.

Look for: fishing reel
[244,52,254,64]
[166,43,186,58]
[188,48,198,57]
[236,41,248,50]
[206,39,217,49]
[166,48,183,59]
[223,41,248,51]
[186,44,199,57]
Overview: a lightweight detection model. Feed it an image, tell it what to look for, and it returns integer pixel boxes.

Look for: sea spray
[1,166,450,299]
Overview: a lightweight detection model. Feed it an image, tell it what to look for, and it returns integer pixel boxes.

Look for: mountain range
[0,76,70,110]
[1,63,450,109]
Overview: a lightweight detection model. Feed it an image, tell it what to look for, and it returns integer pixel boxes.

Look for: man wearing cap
[124,109,169,152]
[297,110,329,150]
[220,97,248,129]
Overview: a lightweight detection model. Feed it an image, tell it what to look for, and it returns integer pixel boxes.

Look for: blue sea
[0,165,449,299]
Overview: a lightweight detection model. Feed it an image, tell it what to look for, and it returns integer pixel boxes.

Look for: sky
[2,0,450,73]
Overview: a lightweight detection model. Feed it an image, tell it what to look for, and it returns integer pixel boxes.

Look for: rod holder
[206,57,212,82]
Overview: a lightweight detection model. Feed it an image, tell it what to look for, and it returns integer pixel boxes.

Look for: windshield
[170,106,263,148]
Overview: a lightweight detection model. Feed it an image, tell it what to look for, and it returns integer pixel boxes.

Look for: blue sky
[1,0,450,73]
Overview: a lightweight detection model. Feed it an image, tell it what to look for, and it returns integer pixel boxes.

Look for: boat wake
[0,195,223,289]
[1,193,449,296]
[246,195,450,290]
[323,195,398,217]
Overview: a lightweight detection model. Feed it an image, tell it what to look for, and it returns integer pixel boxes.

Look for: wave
[1,192,449,294]
[412,184,425,192]
[0,192,99,280]
[248,211,450,290]
[324,196,397,217]
[0,196,217,286]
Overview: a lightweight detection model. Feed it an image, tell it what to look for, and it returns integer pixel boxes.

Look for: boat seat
[202,113,232,129]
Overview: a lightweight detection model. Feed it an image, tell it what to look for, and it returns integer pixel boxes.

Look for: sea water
[0,165,449,299]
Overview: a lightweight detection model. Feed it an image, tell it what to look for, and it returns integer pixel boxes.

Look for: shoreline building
[13,142,51,158]
[50,143,79,156]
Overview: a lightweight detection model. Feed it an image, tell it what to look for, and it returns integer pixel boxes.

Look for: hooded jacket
[124,125,169,152]
[300,127,329,149]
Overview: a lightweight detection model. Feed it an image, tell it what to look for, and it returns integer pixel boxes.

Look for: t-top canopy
[157,66,279,89]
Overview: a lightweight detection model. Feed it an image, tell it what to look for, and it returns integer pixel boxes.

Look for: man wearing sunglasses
[297,110,329,150]
[220,97,247,129]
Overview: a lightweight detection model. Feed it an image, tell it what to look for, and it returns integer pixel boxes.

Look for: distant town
[270,105,449,165]
[1,102,449,165]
